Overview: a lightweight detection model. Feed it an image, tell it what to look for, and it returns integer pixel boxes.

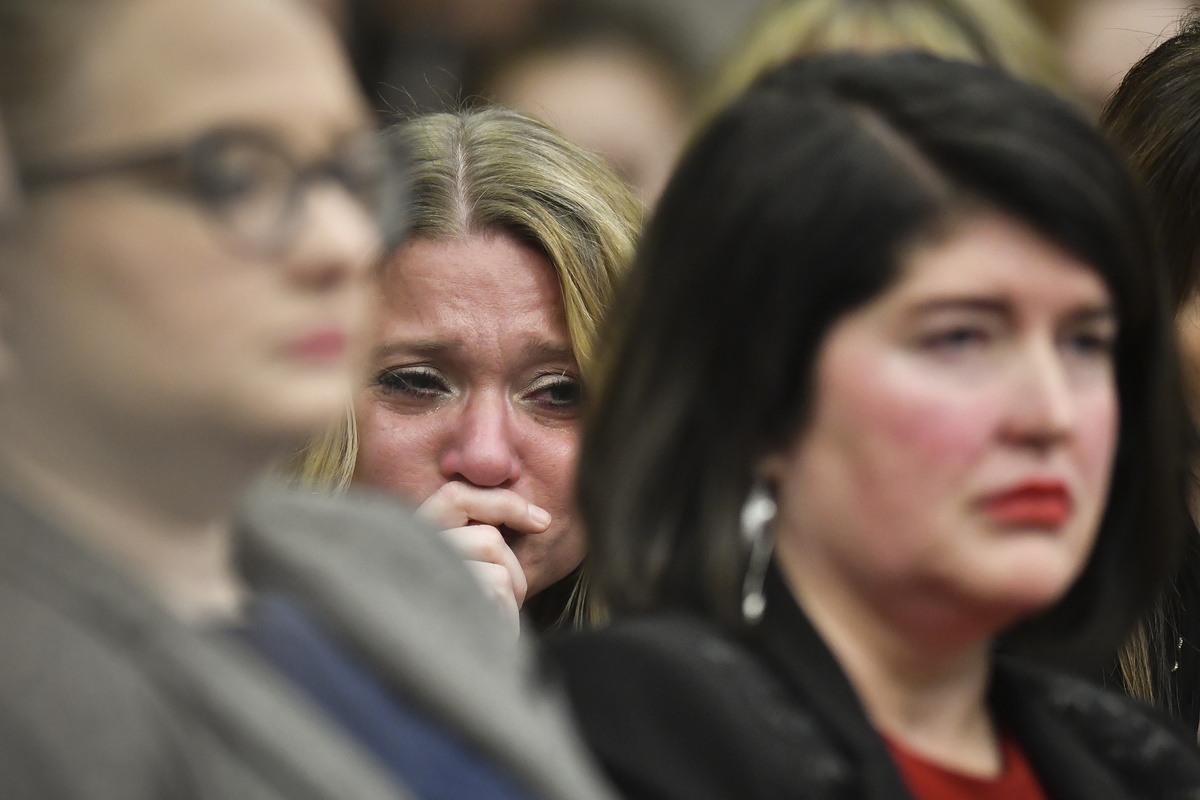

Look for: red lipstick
[981,480,1071,529]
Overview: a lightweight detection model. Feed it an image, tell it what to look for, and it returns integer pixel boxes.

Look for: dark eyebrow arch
[911,298,1009,316]
[909,298,1117,323]
[1068,306,1118,324]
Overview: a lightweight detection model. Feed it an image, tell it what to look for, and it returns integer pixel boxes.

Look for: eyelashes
[526,372,585,411]
[914,320,1116,362]
[372,366,584,415]
[375,365,448,400]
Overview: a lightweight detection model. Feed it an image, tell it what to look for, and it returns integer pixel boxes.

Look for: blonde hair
[704,0,1074,120]
[289,107,641,628]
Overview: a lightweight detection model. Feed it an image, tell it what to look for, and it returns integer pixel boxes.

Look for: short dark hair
[578,51,1183,667]
[1101,11,1200,311]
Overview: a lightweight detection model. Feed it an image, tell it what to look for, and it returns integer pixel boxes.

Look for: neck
[0,410,278,624]
[776,547,1003,777]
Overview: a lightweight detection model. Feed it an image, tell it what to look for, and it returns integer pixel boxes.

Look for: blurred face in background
[0,0,380,457]
[385,0,553,45]
[1060,0,1194,112]
[355,233,587,598]
[488,42,689,206]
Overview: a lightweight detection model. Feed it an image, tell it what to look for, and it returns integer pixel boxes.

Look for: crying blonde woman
[292,107,641,634]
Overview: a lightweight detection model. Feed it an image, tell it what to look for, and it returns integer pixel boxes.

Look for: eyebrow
[521,341,578,365]
[909,297,1117,323]
[371,338,578,365]
[371,339,461,362]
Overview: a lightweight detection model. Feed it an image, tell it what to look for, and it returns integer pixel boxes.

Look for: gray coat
[0,481,617,800]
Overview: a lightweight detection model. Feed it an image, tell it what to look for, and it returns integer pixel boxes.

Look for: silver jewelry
[740,481,777,623]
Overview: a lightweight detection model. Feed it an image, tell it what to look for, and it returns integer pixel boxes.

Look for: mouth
[286,328,350,362]
[981,480,1072,529]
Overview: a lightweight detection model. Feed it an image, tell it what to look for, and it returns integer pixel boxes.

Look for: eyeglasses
[21,127,408,256]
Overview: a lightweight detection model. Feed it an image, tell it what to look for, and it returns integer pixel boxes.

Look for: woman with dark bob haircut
[552,51,1200,798]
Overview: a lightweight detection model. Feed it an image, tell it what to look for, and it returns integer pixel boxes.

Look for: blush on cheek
[1075,392,1119,507]
[841,355,998,476]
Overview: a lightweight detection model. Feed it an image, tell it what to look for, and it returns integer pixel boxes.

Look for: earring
[740,480,777,623]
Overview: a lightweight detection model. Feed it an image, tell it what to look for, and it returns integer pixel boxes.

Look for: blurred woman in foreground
[0,1,619,797]
[293,108,641,632]
[554,52,1200,798]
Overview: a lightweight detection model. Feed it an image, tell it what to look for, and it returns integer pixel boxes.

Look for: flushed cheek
[1072,390,1118,523]
[838,360,1000,508]
[799,378,1002,587]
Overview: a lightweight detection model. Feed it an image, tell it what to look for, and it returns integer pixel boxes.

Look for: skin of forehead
[29,0,366,160]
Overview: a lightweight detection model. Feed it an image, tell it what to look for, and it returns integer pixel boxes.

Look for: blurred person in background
[324,0,560,115]
[553,51,1199,798]
[466,1,697,207]
[0,1,621,798]
[291,107,641,634]
[1102,10,1200,734]
[705,0,1076,121]
[1059,0,1196,114]
[0,117,17,230]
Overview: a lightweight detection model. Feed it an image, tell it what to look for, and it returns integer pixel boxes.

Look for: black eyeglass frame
[20,126,409,256]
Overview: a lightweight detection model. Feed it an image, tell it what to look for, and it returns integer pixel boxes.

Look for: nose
[282,184,379,290]
[438,390,522,488]
[1001,339,1075,450]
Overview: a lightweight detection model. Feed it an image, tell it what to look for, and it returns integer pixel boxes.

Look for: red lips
[981,481,1072,529]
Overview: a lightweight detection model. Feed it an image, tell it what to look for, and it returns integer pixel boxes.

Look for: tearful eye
[527,373,584,413]
[375,366,450,400]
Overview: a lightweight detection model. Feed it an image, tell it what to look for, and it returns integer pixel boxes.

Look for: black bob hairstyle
[577,51,1184,667]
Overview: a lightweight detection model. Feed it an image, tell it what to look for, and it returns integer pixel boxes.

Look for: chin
[983,568,1082,624]
[940,548,1088,634]
[230,392,348,452]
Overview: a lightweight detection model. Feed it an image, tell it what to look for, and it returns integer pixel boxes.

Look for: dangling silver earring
[740,480,777,623]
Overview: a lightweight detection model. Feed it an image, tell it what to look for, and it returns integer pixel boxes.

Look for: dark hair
[578,51,1182,667]
[1099,11,1200,720]
[1101,11,1200,311]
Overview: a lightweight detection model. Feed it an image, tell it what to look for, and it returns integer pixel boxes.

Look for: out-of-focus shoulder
[996,657,1200,792]
[550,615,854,800]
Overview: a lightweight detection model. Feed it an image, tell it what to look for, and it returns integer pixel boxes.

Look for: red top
[884,734,1048,800]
